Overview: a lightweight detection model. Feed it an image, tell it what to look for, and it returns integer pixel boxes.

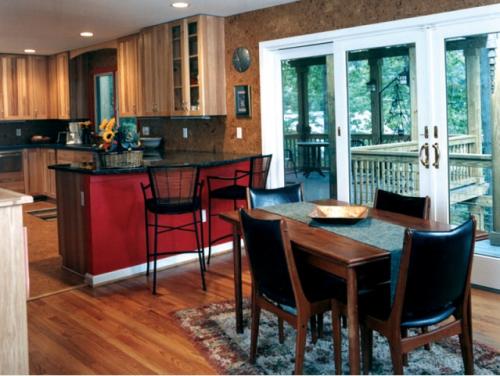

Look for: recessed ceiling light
[80,31,94,37]
[171,2,189,8]
[24,49,36,54]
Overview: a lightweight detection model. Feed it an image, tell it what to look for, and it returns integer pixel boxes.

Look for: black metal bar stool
[206,154,272,265]
[141,165,206,294]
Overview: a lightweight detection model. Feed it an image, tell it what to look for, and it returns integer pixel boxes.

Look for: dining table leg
[347,268,360,375]
[232,223,244,334]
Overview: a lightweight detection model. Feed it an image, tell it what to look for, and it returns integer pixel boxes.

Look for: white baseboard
[85,242,233,287]
[471,253,500,290]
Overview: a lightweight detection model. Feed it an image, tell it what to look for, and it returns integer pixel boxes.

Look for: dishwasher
[0,150,25,193]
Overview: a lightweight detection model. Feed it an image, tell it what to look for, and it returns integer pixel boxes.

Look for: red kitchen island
[50,151,258,286]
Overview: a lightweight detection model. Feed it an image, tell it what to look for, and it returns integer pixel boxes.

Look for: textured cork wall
[220,0,500,154]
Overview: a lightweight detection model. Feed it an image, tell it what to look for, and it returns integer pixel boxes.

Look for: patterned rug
[173,300,500,375]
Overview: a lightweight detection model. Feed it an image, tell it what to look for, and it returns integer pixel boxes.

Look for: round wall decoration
[232,47,251,73]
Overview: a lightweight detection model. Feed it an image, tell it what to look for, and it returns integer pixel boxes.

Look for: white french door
[260,3,500,289]
[333,29,435,206]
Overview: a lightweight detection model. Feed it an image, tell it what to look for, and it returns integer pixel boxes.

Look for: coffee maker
[66,122,83,144]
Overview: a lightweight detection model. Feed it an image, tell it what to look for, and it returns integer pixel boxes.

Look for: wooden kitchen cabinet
[0,55,31,119]
[56,149,94,164]
[55,52,70,119]
[169,15,226,116]
[47,52,70,120]
[28,55,49,119]
[24,148,58,197]
[117,34,140,117]
[47,55,58,118]
[138,24,170,116]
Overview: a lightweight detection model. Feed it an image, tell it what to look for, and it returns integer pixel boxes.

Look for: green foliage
[446,49,468,136]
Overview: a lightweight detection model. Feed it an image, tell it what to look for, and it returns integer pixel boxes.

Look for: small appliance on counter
[140,137,162,149]
[66,122,83,145]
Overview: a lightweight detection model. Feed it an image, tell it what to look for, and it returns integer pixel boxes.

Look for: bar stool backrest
[148,165,200,204]
[249,154,272,189]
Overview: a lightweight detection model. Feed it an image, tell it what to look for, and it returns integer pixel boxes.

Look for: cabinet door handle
[419,143,430,168]
[432,142,440,169]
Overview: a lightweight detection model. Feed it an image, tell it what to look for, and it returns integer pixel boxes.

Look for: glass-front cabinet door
[170,18,202,116]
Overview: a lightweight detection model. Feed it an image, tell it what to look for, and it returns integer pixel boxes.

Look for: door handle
[432,142,440,168]
[419,143,430,168]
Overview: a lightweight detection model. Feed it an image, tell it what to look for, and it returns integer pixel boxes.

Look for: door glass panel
[95,73,115,126]
[347,43,418,206]
[188,21,199,111]
[445,33,499,258]
[172,25,183,112]
[281,55,335,201]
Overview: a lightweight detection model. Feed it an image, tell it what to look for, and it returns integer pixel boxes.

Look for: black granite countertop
[48,151,260,175]
[0,143,97,152]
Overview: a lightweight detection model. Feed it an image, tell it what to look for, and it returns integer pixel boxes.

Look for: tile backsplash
[138,116,227,153]
[0,120,68,145]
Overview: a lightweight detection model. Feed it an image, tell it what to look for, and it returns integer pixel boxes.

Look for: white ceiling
[0,0,297,55]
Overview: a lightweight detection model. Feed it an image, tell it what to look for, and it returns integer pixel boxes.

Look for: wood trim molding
[69,40,118,59]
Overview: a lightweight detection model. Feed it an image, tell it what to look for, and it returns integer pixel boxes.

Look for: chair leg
[459,301,474,375]
[402,328,409,366]
[193,211,206,291]
[152,213,159,295]
[421,326,431,350]
[144,208,150,276]
[249,300,261,363]
[389,337,404,375]
[317,313,324,339]
[331,301,342,375]
[310,315,318,344]
[361,325,373,374]
[294,318,308,375]
[198,207,206,271]
[278,317,285,344]
[207,195,213,266]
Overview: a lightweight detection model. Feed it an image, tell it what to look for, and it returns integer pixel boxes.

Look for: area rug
[173,300,500,375]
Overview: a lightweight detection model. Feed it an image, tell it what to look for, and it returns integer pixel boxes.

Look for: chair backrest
[247,183,304,209]
[147,165,200,204]
[249,154,272,189]
[394,217,476,322]
[374,189,430,220]
[239,209,305,308]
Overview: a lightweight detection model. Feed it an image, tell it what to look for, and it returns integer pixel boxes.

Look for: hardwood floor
[28,252,499,374]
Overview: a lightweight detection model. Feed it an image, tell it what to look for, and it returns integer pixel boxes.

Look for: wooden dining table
[219,199,452,374]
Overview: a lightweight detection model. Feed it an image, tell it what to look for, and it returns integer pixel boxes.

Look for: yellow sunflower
[98,118,109,131]
[102,130,115,143]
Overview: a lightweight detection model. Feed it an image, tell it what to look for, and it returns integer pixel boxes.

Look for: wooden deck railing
[350,150,492,206]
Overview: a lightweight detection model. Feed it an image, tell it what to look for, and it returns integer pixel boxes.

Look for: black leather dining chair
[331,217,477,375]
[373,188,431,220]
[141,165,206,294]
[206,154,272,265]
[239,209,343,375]
[247,183,304,209]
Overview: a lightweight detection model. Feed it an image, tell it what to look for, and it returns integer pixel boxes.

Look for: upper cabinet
[55,52,70,119]
[0,55,30,119]
[138,25,169,116]
[28,55,49,119]
[47,52,70,120]
[117,34,140,117]
[169,15,226,116]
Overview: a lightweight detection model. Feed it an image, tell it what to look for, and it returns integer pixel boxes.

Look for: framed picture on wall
[234,85,251,118]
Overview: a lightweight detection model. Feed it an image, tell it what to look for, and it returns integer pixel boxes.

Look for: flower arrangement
[97,117,141,152]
